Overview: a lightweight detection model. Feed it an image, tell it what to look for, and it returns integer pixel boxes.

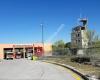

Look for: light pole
[41,24,44,56]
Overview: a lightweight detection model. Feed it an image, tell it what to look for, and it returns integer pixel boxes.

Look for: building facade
[0,43,52,59]
[71,19,89,54]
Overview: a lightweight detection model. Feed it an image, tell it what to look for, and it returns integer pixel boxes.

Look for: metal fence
[52,47,100,59]
[83,47,100,60]
[52,48,71,56]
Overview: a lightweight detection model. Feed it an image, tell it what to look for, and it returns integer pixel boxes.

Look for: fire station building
[0,43,52,59]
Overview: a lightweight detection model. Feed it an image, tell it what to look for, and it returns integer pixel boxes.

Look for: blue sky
[0,0,100,43]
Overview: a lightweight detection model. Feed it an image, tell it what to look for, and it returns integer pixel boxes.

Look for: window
[76,40,77,43]
[78,33,80,37]
[81,27,85,30]
[78,40,80,42]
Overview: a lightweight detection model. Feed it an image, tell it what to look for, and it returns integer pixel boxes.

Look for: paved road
[0,59,83,80]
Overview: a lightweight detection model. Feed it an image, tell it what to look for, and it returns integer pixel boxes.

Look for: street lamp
[40,23,44,56]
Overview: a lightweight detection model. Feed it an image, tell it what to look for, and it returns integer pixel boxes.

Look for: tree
[52,40,66,55]
[86,30,99,47]
[65,42,71,49]
[94,40,100,47]
[53,40,65,49]
[85,30,100,58]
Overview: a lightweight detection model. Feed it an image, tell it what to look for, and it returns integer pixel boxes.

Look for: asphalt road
[0,59,83,80]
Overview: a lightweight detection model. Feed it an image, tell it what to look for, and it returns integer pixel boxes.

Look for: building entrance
[4,48,14,59]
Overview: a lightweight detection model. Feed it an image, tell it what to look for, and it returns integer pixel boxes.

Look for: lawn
[43,56,100,77]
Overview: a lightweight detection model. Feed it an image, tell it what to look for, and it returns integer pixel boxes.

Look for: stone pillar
[23,46,26,58]
[13,45,15,59]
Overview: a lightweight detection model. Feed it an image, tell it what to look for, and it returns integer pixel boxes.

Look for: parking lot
[0,59,83,80]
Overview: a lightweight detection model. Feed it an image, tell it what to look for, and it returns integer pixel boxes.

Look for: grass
[44,56,100,77]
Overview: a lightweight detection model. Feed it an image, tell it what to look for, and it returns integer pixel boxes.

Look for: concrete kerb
[42,60,89,80]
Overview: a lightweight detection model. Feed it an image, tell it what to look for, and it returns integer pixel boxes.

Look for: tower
[71,18,88,55]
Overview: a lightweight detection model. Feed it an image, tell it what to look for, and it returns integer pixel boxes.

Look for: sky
[0,0,100,43]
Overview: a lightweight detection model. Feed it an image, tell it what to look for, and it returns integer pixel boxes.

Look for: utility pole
[41,23,44,56]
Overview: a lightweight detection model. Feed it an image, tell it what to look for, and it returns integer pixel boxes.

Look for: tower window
[81,27,85,30]
[78,33,80,37]
[78,40,80,42]
[76,40,77,43]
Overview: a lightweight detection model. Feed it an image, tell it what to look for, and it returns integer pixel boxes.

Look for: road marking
[44,62,82,80]
[54,64,82,80]
[65,69,81,80]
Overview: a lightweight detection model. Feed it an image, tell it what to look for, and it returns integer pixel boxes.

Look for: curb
[43,60,89,80]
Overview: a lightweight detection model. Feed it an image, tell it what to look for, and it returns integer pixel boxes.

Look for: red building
[0,43,52,59]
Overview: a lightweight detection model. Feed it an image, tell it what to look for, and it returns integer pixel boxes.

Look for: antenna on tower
[77,9,82,25]
[40,23,44,56]
[79,8,82,19]
[79,12,82,20]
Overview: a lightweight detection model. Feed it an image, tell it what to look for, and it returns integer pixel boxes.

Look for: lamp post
[41,24,44,56]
